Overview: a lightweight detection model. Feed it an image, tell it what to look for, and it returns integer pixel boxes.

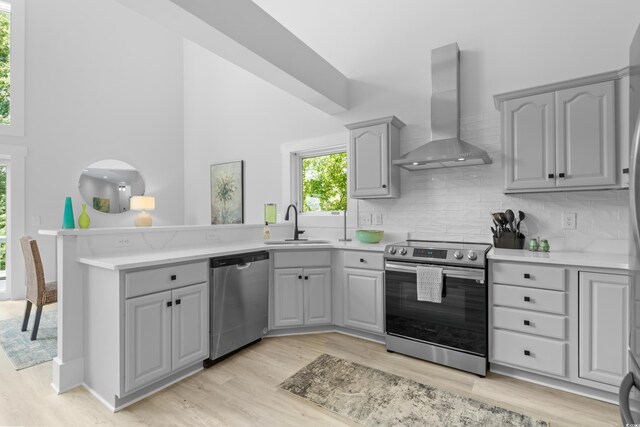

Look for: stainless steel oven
[384,240,491,376]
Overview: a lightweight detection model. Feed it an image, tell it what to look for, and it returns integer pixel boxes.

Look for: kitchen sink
[263,239,332,245]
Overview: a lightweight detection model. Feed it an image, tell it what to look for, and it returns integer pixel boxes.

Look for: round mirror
[79,159,145,213]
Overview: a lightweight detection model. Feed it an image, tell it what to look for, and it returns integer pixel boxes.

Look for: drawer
[344,251,384,270]
[125,261,208,299]
[492,329,566,377]
[492,306,566,340]
[493,284,566,315]
[493,262,565,291]
[273,250,331,268]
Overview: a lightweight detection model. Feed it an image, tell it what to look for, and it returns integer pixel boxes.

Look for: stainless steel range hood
[393,43,491,170]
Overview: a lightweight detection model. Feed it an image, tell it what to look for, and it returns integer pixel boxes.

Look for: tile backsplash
[357,111,630,254]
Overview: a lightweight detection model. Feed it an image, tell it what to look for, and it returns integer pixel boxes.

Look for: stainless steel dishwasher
[204,251,269,366]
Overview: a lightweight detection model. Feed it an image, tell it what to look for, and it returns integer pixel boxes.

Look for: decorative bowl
[355,230,384,244]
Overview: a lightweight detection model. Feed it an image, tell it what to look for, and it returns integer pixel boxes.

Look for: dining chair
[19,236,57,340]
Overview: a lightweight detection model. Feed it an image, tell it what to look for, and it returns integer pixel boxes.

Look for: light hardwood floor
[0,300,620,426]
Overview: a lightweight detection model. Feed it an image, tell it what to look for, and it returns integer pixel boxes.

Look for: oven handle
[385,262,485,282]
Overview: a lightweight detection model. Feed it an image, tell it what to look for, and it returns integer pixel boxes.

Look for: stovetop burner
[384,239,492,267]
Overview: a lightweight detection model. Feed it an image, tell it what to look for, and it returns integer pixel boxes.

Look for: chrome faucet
[284,204,305,241]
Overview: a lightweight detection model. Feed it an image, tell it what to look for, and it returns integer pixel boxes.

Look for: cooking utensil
[505,209,515,232]
[491,227,497,237]
[516,210,525,233]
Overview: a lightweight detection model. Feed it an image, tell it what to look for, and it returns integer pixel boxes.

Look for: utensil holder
[493,233,525,249]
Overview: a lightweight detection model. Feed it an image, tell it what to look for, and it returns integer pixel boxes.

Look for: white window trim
[0,0,24,137]
[291,144,347,216]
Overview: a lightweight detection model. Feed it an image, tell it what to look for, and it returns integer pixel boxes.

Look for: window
[0,0,23,136]
[293,148,347,214]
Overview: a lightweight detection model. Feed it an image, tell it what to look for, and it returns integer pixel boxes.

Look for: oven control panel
[385,242,489,266]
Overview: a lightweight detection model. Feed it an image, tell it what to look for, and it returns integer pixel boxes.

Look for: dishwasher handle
[211,251,269,268]
[236,263,252,270]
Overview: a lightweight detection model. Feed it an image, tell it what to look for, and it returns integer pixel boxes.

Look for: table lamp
[130,196,155,227]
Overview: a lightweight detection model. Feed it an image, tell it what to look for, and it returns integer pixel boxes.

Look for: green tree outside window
[301,152,347,212]
[0,11,10,125]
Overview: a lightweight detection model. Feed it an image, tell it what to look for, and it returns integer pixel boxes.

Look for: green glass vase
[78,203,90,229]
[62,197,75,229]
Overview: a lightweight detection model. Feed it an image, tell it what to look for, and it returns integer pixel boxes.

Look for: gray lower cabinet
[578,271,629,386]
[343,268,384,333]
[124,281,209,394]
[273,267,331,328]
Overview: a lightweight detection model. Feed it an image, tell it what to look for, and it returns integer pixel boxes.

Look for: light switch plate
[561,212,576,229]
[374,213,383,225]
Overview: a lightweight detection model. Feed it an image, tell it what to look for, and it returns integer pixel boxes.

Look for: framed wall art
[210,160,244,224]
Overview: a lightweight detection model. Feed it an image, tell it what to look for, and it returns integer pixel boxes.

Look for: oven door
[385,261,487,356]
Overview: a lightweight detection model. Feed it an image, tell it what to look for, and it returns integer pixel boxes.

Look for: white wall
[183,2,640,232]
[0,0,185,293]
[183,39,344,225]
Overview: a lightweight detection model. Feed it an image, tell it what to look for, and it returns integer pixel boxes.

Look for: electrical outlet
[206,230,218,241]
[360,214,372,226]
[116,237,131,248]
[374,213,383,225]
[561,212,576,230]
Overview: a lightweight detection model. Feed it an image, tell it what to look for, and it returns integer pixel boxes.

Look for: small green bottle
[78,203,90,229]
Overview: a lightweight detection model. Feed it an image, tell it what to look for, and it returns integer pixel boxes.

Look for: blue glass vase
[62,197,75,229]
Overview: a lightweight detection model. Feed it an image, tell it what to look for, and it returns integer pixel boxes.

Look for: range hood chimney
[393,43,491,170]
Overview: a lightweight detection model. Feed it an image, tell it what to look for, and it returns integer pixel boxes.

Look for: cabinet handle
[298,275,303,280]
[305,276,309,280]
[524,350,531,356]
[167,301,172,307]
[524,273,530,279]
[170,275,177,281]
[524,320,530,326]
[624,168,630,174]
[175,299,181,305]
[558,173,565,178]
[524,296,531,302]
[382,184,387,188]
[360,258,366,263]
[548,173,554,179]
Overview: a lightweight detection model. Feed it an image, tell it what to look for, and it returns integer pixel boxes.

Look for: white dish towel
[416,266,444,303]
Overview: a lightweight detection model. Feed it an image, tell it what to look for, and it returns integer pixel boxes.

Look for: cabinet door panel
[125,291,172,393]
[350,123,389,197]
[503,92,556,190]
[304,268,332,325]
[273,268,304,327]
[343,268,384,333]
[579,271,628,386]
[556,81,616,187]
[172,282,209,372]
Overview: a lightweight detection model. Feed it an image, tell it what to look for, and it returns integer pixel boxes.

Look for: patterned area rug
[0,309,57,370]
[280,354,549,427]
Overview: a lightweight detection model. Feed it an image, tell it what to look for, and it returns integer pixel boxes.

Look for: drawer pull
[166,301,172,307]
[524,350,531,356]
[523,320,530,326]
[305,276,309,280]
[524,273,530,279]
[298,275,303,280]
[170,274,177,281]
[524,296,531,302]
[360,258,366,263]
[175,299,181,305]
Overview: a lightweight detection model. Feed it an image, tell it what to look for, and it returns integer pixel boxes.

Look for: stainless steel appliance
[204,251,269,366]
[384,240,491,376]
[622,22,640,424]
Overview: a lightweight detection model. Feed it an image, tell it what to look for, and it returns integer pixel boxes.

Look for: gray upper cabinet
[503,93,556,190]
[496,73,625,193]
[346,116,404,198]
[556,81,616,188]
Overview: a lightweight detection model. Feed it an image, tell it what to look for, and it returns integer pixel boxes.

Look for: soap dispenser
[263,221,271,240]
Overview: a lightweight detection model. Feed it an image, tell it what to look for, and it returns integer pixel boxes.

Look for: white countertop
[78,240,386,270]
[488,248,629,271]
